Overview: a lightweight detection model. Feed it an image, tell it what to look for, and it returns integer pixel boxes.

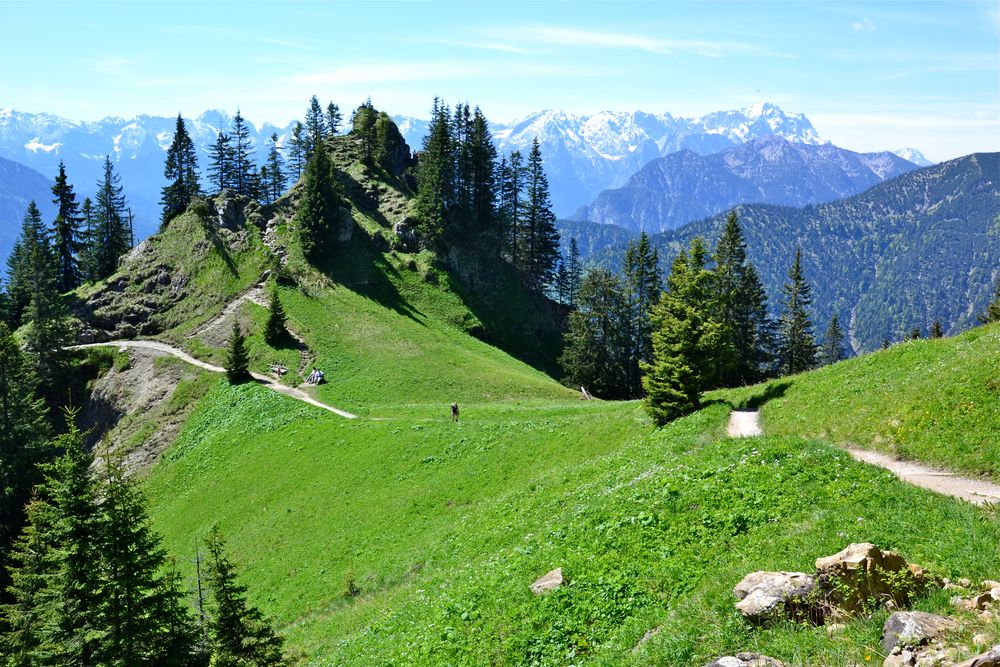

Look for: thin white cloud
[408,37,529,55]
[260,37,313,51]
[851,17,877,32]
[293,60,593,86]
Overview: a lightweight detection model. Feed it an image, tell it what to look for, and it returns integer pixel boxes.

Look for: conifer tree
[305,95,325,158]
[50,161,83,292]
[78,197,98,283]
[522,139,560,288]
[209,132,234,193]
[777,247,818,375]
[161,113,202,226]
[497,151,525,266]
[325,102,342,136]
[468,107,498,231]
[820,314,846,365]
[288,122,306,180]
[930,320,944,338]
[980,278,1000,324]
[5,202,49,326]
[225,321,252,385]
[553,259,570,305]
[93,156,132,280]
[23,238,73,399]
[414,99,454,245]
[265,133,286,203]
[204,526,285,666]
[623,232,662,394]
[351,100,378,165]
[231,110,256,198]
[910,327,922,340]
[566,238,582,308]
[295,141,340,262]
[264,289,288,347]
[558,268,631,398]
[712,210,774,386]
[641,238,724,424]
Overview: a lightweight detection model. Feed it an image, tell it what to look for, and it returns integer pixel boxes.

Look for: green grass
[720,322,1000,477]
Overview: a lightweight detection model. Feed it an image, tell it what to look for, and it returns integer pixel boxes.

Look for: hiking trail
[71,341,357,420]
[726,409,1000,505]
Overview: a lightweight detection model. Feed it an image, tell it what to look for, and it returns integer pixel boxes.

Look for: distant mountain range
[590,153,999,352]
[0,156,55,264]
[573,136,921,233]
[394,102,932,215]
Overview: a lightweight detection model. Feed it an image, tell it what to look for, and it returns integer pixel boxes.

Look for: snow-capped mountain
[396,102,828,215]
[0,155,56,263]
[892,147,933,167]
[574,136,921,234]
[0,108,297,241]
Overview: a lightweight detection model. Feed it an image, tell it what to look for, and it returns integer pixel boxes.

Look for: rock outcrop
[815,543,930,612]
[733,571,816,623]
[882,611,958,654]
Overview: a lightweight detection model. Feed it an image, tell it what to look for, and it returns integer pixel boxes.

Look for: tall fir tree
[712,211,774,386]
[325,102,342,136]
[820,314,846,365]
[230,110,256,198]
[265,133,286,203]
[414,98,454,245]
[623,232,662,395]
[225,321,252,385]
[264,289,288,347]
[295,141,340,262]
[521,138,560,288]
[50,161,83,292]
[288,122,306,180]
[351,100,378,166]
[204,527,285,666]
[497,151,525,267]
[209,132,234,193]
[78,197,98,283]
[930,320,944,338]
[5,202,49,327]
[93,156,132,280]
[304,95,325,158]
[23,240,73,397]
[161,113,202,226]
[467,107,498,231]
[641,238,725,424]
[565,237,582,308]
[777,247,818,375]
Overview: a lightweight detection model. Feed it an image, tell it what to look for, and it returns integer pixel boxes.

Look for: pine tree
[24,239,73,394]
[5,202,49,326]
[161,114,202,226]
[93,156,132,280]
[980,278,1000,324]
[305,95,325,158]
[712,211,774,386]
[209,132,234,193]
[78,197,98,283]
[777,247,818,375]
[225,321,252,385]
[288,122,306,181]
[468,107,498,231]
[295,141,340,262]
[820,314,846,365]
[497,151,525,266]
[910,327,922,340]
[351,99,378,165]
[566,238,582,307]
[325,102,342,136]
[623,232,662,395]
[929,320,944,338]
[265,133,286,203]
[522,139,560,289]
[204,526,285,666]
[50,161,83,292]
[264,289,288,347]
[558,268,631,399]
[231,110,256,198]
[414,98,454,245]
[641,238,724,424]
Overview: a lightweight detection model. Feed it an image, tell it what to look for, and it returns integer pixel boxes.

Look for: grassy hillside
[722,322,1000,477]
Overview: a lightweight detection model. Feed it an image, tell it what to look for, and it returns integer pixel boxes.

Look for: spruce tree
[5,202,49,326]
[288,122,306,180]
[468,107,498,231]
[305,95,325,158]
[980,278,1000,324]
[910,327,922,340]
[225,321,252,385]
[295,141,340,262]
[79,197,98,282]
[204,526,285,666]
[231,110,256,198]
[351,100,378,165]
[522,139,560,289]
[777,247,818,375]
[566,238,582,307]
[325,102,342,136]
[265,133,286,203]
[209,132,234,193]
[93,156,132,280]
[641,238,724,424]
[929,320,944,338]
[50,161,83,292]
[264,289,288,347]
[414,99,454,245]
[497,151,525,266]
[24,240,73,393]
[623,232,662,395]
[820,314,846,365]
[161,113,202,226]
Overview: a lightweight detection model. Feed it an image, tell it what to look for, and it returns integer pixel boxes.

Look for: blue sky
[1,1,997,160]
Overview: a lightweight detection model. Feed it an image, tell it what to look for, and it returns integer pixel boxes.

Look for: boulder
[703,653,784,667]
[530,568,563,594]
[732,571,816,623]
[954,646,1000,667]
[882,611,957,654]
[816,543,927,611]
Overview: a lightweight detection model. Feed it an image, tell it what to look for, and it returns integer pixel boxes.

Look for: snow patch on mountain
[24,138,61,153]
[893,147,933,167]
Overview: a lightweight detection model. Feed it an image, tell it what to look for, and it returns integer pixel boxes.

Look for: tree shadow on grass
[738,380,792,410]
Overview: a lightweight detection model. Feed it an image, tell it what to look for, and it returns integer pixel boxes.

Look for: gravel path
[726,409,1000,505]
[72,341,357,420]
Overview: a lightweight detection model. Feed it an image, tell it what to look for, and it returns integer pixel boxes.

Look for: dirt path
[727,410,763,437]
[727,409,1000,506]
[72,341,357,420]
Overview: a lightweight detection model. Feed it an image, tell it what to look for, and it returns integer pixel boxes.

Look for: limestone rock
[954,645,1000,667]
[530,568,563,594]
[703,652,784,667]
[732,571,815,622]
[882,611,958,654]
[816,543,927,611]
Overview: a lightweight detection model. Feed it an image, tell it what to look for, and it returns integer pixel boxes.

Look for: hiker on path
[451,402,459,422]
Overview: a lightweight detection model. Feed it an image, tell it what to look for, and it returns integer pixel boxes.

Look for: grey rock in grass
[530,568,563,594]
[882,611,958,654]
[703,652,784,667]
[732,571,815,622]
[816,542,930,611]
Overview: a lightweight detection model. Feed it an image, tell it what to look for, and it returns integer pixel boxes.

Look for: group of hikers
[306,368,325,385]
